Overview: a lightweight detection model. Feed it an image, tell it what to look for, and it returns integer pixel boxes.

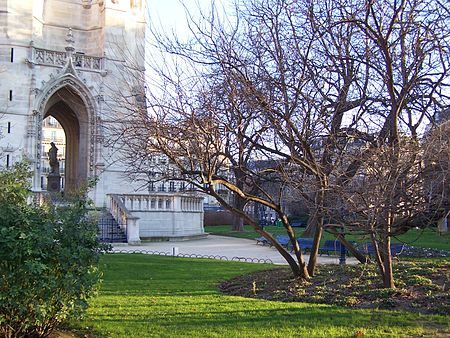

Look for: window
[179,182,185,191]
[7,122,10,133]
[158,183,165,192]
[9,90,12,101]
[48,116,57,126]
[169,181,175,192]
[148,182,154,192]
[51,131,57,141]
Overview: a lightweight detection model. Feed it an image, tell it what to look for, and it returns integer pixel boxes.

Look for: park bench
[361,242,405,256]
[390,243,406,255]
[276,235,291,249]
[255,236,269,246]
[292,238,314,252]
[318,240,343,255]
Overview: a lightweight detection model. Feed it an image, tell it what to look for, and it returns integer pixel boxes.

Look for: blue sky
[147,0,226,35]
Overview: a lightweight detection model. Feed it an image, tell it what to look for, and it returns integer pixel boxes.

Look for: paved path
[112,235,358,265]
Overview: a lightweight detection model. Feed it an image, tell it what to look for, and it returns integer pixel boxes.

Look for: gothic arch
[33,71,98,192]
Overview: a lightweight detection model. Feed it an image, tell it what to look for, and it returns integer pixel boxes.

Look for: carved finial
[65,28,75,55]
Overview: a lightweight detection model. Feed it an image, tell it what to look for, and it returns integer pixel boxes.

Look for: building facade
[0,0,148,204]
[0,0,205,242]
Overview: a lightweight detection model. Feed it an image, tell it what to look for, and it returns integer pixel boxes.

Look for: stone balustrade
[116,193,203,213]
[108,193,205,242]
[181,196,203,212]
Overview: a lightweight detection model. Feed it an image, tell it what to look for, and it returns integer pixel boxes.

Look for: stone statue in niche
[48,142,60,174]
[47,142,61,192]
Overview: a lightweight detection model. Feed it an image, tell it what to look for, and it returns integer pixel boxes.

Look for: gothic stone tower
[0,0,146,206]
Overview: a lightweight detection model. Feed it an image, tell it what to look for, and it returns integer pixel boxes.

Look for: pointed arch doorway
[40,83,94,194]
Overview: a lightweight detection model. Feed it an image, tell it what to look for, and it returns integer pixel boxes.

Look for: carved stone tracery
[29,47,105,72]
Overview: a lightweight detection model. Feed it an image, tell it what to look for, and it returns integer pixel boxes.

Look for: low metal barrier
[109,249,274,264]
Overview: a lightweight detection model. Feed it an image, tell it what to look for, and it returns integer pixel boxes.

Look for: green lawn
[205,225,450,251]
[73,254,449,337]
[204,225,287,239]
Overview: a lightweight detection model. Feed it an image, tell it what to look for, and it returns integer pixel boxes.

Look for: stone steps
[97,211,127,243]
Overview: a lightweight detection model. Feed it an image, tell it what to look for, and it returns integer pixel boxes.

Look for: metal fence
[109,249,274,264]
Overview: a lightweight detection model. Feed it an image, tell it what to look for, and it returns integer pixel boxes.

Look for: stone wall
[0,0,148,208]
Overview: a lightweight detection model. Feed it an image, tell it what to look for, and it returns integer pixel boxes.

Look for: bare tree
[325,133,449,287]
[331,0,450,288]
[111,0,449,284]
[252,0,450,284]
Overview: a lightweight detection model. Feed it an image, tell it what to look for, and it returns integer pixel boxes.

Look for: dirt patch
[49,330,76,338]
[220,261,450,315]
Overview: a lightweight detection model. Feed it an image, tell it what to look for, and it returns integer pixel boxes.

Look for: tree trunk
[381,221,395,288]
[231,213,244,231]
[327,228,370,264]
[307,220,323,276]
[280,214,310,279]
[210,191,309,279]
[255,227,309,279]
[303,215,317,237]
[231,195,246,231]
[371,235,386,284]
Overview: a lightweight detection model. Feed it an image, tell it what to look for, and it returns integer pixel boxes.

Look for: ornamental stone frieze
[27,47,106,74]
[26,29,107,76]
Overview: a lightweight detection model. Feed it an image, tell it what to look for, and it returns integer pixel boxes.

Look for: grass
[205,225,450,251]
[72,254,450,337]
[392,228,450,251]
[204,225,287,240]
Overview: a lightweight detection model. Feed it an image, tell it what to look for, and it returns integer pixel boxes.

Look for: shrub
[0,162,104,337]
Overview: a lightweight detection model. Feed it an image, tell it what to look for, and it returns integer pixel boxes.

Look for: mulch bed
[220,260,450,315]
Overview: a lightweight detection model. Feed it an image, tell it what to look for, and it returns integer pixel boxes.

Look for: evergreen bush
[0,162,104,337]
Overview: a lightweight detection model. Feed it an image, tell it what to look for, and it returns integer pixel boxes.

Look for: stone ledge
[140,233,209,242]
